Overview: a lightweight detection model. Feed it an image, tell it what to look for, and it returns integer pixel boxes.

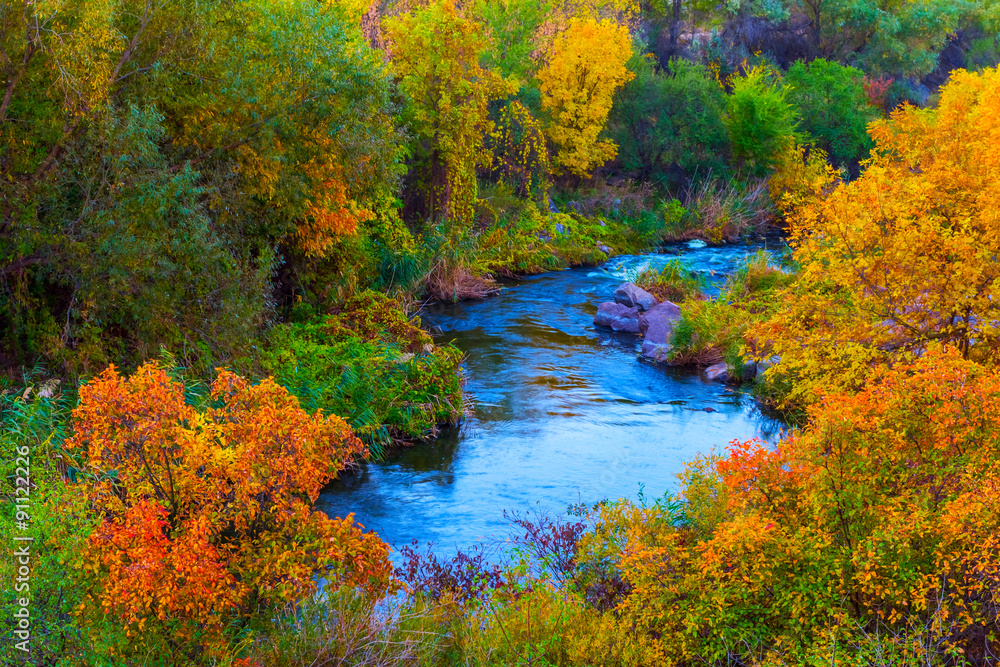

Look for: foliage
[484,100,551,196]
[386,0,513,231]
[753,66,1000,408]
[262,291,465,453]
[537,16,634,178]
[667,250,793,365]
[66,364,394,659]
[725,64,801,174]
[609,54,730,184]
[673,176,776,242]
[785,0,967,77]
[0,378,95,664]
[632,259,708,303]
[785,58,878,167]
[245,591,442,667]
[0,0,399,372]
[768,141,839,215]
[623,348,1000,664]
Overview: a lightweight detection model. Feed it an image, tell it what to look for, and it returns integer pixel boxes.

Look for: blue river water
[317,245,786,558]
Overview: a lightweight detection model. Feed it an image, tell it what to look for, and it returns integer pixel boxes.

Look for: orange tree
[588,346,1000,664]
[751,66,1000,409]
[66,363,393,660]
[536,16,634,179]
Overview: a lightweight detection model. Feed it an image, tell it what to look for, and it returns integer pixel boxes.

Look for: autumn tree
[587,347,1000,664]
[536,16,634,179]
[751,66,1000,407]
[386,0,512,233]
[0,0,399,371]
[66,364,393,659]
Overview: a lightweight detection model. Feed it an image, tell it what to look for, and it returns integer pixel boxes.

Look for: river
[317,245,786,558]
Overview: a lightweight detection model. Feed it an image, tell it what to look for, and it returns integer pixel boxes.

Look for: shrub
[262,291,465,453]
[785,58,877,167]
[67,364,394,660]
[609,55,730,185]
[725,64,801,174]
[632,259,708,303]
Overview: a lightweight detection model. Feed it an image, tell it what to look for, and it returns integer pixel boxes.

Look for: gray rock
[704,362,729,382]
[596,242,612,256]
[555,222,567,234]
[639,301,682,361]
[687,239,707,249]
[547,195,559,214]
[641,340,671,361]
[614,283,659,312]
[567,200,583,214]
[594,302,641,333]
[639,301,682,339]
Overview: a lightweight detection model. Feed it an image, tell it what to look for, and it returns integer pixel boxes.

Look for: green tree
[725,64,801,175]
[785,59,877,168]
[0,0,399,372]
[609,54,730,183]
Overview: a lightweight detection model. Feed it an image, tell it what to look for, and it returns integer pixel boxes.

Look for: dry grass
[246,592,444,667]
[667,176,775,243]
[424,259,499,302]
[563,179,655,218]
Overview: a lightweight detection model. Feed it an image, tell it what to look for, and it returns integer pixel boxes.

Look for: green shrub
[261,291,464,455]
[632,259,707,303]
[725,65,801,175]
[785,59,877,167]
[609,55,730,185]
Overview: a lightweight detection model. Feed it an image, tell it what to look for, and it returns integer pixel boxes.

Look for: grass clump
[665,250,795,367]
[632,259,708,303]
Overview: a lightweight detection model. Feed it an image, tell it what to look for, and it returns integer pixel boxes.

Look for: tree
[752,66,1000,407]
[785,58,877,168]
[725,64,801,175]
[68,363,393,658]
[385,0,513,232]
[786,0,965,77]
[537,16,634,179]
[608,55,730,183]
[590,347,1000,664]
[0,0,400,371]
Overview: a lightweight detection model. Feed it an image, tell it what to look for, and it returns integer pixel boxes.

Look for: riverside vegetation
[2,0,1000,664]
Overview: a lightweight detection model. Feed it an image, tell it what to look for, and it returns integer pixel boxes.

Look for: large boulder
[639,301,682,361]
[614,283,659,312]
[594,302,641,333]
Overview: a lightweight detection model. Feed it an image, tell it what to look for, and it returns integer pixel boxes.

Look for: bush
[65,364,394,662]
[785,58,877,167]
[609,55,730,185]
[632,259,708,303]
[725,64,801,174]
[262,291,465,453]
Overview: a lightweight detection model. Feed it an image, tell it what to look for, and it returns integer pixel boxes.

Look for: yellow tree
[536,17,633,179]
[385,0,512,232]
[751,66,1000,407]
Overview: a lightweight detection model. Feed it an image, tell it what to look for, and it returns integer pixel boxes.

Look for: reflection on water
[317,246,786,558]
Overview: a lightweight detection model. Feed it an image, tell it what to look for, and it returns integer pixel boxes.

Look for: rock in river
[704,362,730,382]
[614,282,659,312]
[639,301,681,361]
[594,302,641,333]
